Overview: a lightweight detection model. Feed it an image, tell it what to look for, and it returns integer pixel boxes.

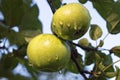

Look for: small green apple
[78,38,89,47]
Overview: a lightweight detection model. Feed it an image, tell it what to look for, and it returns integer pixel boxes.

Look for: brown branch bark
[71,48,88,79]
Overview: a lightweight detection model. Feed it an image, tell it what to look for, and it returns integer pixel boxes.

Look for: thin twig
[103,32,109,41]
[47,0,56,13]
[102,59,120,72]
[67,41,98,52]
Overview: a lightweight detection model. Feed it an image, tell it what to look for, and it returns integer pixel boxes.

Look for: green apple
[52,3,91,40]
[27,34,71,72]
[78,38,89,47]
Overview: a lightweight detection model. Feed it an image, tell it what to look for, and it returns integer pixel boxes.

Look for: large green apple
[27,34,71,72]
[52,3,91,40]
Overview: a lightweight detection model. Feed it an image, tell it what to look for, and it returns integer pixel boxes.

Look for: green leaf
[52,0,62,9]
[91,0,114,20]
[98,54,114,72]
[0,25,8,39]
[104,72,117,78]
[111,46,120,57]
[106,2,120,34]
[98,62,105,71]
[91,0,120,34]
[92,52,114,73]
[0,25,26,46]
[116,66,120,80]
[65,54,83,73]
[103,54,113,66]
[89,24,103,40]
[97,40,104,47]
[0,54,18,70]
[85,51,96,65]
[20,4,42,31]
[0,0,31,27]
[20,29,41,42]
[13,44,27,58]
[7,30,26,46]
[19,4,42,41]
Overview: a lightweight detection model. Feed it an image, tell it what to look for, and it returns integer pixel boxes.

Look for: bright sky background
[31,0,120,80]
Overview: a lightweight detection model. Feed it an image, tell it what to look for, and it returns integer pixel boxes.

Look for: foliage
[0,0,120,80]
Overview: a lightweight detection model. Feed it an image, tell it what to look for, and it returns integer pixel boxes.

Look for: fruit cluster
[27,3,91,72]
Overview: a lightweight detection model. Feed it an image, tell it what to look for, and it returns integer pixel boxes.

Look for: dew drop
[58,32,62,36]
[74,23,78,30]
[67,24,70,27]
[59,21,63,26]
[55,56,59,61]
[53,23,56,26]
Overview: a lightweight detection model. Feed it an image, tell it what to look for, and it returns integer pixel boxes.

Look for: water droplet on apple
[67,24,70,27]
[53,23,56,26]
[59,21,63,26]
[74,23,78,30]
[55,56,59,61]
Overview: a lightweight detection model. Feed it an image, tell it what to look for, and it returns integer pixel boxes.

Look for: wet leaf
[111,46,120,57]
[89,24,103,40]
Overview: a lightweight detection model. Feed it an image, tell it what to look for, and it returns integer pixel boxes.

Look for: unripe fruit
[27,34,71,72]
[78,38,89,47]
[52,3,91,40]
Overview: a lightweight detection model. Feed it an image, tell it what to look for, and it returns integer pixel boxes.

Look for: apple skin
[27,34,71,72]
[52,3,91,40]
